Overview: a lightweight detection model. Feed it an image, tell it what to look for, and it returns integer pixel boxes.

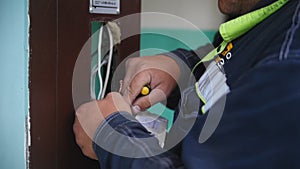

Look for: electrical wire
[92,23,114,100]
[90,55,108,99]
[100,25,113,99]
[91,64,97,99]
[97,25,104,100]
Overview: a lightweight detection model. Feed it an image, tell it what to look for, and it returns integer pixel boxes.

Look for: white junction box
[90,0,120,14]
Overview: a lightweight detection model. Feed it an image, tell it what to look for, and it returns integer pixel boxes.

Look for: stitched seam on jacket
[279,1,300,60]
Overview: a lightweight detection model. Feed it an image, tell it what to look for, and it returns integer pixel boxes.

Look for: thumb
[132,88,167,114]
[123,71,151,104]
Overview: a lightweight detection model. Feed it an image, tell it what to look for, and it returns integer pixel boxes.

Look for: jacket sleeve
[93,112,184,169]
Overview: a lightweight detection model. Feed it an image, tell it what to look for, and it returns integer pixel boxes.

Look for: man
[73,0,300,168]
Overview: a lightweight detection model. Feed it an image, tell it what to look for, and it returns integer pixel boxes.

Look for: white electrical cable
[97,25,104,100]
[100,25,113,99]
[93,23,114,100]
[90,64,97,99]
[91,59,108,99]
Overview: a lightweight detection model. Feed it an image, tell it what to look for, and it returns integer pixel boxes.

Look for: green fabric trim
[192,0,289,114]
[201,106,206,115]
[195,82,207,104]
[220,0,289,42]
[192,0,289,74]
[195,82,209,115]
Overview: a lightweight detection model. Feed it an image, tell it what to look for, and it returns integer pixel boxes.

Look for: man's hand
[73,92,132,160]
[122,55,180,113]
[73,117,98,160]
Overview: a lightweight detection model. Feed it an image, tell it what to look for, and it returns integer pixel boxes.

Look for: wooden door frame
[29,0,141,168]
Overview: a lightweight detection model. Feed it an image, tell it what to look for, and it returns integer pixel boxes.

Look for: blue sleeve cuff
[92,112,184,169]
[92,111,160,159]
[92,111,145,151]
[94,111,133,137]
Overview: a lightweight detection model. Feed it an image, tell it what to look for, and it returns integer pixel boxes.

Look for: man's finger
[123,71,151,104]
[132,88,167,114]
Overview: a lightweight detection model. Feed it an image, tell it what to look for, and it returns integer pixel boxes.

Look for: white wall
[141,0,225,30]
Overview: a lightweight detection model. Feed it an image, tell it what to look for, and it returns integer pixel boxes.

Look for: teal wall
[141,28,216,56]
[0,0,29,169]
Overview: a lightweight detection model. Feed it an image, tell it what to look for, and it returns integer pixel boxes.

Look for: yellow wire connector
[140,85,151,96]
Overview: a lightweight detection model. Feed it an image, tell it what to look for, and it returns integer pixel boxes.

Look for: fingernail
[132,105,141,114]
